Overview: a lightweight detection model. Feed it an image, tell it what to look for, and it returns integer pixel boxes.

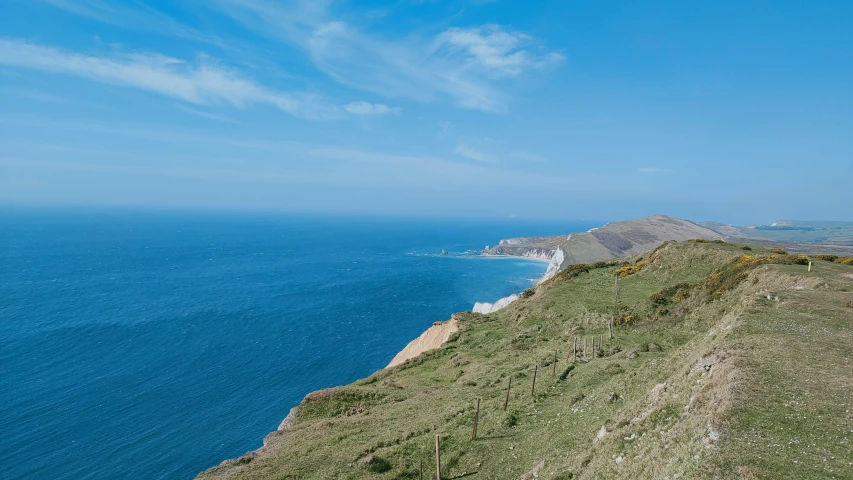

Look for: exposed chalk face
[472,293,520,314]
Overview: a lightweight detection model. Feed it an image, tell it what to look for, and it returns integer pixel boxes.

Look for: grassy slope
[199,242,853,480]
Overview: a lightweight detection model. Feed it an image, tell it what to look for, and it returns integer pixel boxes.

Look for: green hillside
[199,241,853,480]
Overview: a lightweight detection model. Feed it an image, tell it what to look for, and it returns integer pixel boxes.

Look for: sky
[0,0,851,223]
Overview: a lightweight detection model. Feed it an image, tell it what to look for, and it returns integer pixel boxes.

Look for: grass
[198,242,853,480]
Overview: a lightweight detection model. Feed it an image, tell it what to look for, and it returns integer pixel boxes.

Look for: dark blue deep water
[0,209,595,479]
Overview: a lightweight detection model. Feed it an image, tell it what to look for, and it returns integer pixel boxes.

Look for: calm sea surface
[0,209,596,479]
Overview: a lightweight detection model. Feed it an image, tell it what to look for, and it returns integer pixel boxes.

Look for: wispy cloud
[209,1,562,112]
[438,121,453,133]
[39,0,221,46]
[433,25,565,76]
[0,39,341,120]
[344,101,400,115]
[172,104,240,124]
[511,152,548,162]
[455,143,498,163]
[637,167,674,174]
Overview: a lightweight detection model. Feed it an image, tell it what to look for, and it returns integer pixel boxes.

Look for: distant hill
[484,215,720,279]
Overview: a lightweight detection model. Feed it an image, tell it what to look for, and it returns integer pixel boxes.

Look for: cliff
[485,215,720,282]
[483,235,567,260]
[198,239,853,479]
[385,316,459,368]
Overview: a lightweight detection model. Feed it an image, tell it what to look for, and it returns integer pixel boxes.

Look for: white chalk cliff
[472,293,520,314]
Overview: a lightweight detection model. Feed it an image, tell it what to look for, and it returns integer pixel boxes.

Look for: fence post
[573,337,577,362]
[552,350,557,376]
[504,377,512,411]
[472,399,480,440]
[435,435,441,480]
[531,364,538,397]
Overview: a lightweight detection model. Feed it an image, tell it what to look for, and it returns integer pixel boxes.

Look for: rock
[638,343,650,352]
[648,343,662,351]
[626,350,639,360]
[607,392,619,403]
[521,459,545,479]
[440,249,449,255]
[648,383,668,404]
[360,455,391,473]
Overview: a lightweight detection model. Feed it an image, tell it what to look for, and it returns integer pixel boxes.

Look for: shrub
[702,255,774,299]
[614,305,639,325]
[769,248,788,255]
[802,254,852,265]
[774,254,810,266]
[741,246,752,251]
[502,411,519,428]
[688,238,709,243]
[521,288,535,298]
[649,282,693,305]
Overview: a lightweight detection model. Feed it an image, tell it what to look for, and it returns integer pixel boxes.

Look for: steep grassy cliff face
[199,242,853,480]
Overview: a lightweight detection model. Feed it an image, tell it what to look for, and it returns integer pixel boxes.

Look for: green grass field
[199,241,853,480]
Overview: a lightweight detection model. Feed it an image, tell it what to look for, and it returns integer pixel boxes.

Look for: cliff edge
[485,215,719,282]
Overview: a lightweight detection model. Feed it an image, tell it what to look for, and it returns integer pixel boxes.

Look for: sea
[0,209,596,479]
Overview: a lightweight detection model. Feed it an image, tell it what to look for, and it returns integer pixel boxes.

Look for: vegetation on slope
[199,241,853,480]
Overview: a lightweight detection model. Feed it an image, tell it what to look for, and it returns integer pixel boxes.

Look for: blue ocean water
[0,210,596,479]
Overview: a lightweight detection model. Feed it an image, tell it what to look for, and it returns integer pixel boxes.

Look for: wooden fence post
[472,399,480,440]
[504,377,512,411]
[435,435,441,480]
[573,336,577,362]
[599,334,603,356]
[552,350,557,376]
[531,364,538,397]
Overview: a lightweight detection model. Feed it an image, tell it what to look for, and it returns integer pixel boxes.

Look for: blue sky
[0,0,851,223]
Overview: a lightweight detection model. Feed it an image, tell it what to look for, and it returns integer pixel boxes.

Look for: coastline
[478,253,552,263]
[201,250,550,476]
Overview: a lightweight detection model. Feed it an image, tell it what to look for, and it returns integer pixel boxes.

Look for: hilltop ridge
[484,215,720,281]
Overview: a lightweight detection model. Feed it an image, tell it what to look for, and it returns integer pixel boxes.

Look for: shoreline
[478,253,552,263]
[202,250,552,476]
